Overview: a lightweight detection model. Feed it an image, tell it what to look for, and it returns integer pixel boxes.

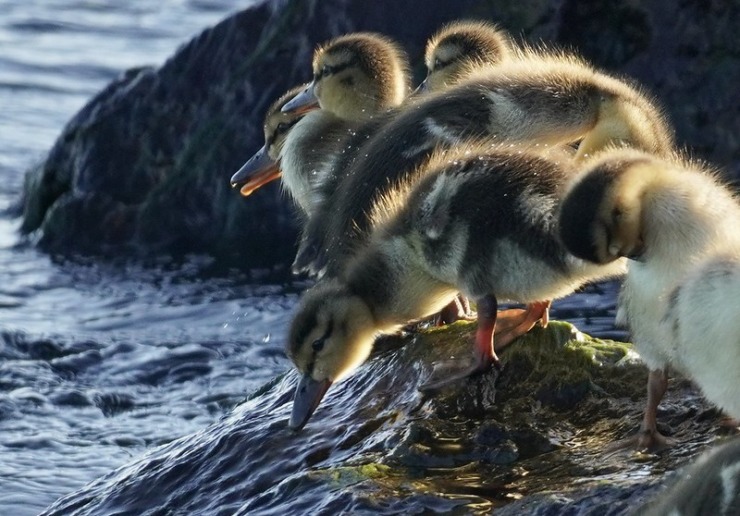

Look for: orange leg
[492,301,550,351]
[419,296,550,392]
[635,368,674,450]
[420,295,546,392]
[608,368,674,452]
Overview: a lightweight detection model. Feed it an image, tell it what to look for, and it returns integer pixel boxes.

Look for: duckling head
[419,20,511,93]
[559,150,652,264]
[282,32,410,120]
[230,84,306,196]
[286,280,378,430]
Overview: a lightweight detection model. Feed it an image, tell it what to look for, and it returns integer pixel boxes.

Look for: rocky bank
[18,0,740,273]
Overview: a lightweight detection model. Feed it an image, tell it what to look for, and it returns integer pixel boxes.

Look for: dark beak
[289,374,332,431]
[627,236,646,261]
[230,145,281,197]
[281,82,320,115]
[412,76,430,96]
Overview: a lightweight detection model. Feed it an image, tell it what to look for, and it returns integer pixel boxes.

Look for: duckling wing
[315,90,494,276]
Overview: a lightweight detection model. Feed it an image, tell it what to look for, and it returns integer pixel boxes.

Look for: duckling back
[303,49,670,278]
[639,437,740,516]
[377,145,625,302]
[467,48,675,156]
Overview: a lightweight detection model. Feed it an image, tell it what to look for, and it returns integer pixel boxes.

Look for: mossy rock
[42,320,727,515]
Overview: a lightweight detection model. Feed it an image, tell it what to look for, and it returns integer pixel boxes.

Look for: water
[0,2,649,514]
[0,2,296,514]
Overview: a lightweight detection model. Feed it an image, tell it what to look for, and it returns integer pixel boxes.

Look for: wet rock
[39,322,730,514]
[19,0,740,271]
[18,0,478,271]
[636,436,740,516]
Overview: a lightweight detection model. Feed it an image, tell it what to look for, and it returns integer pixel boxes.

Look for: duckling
[418,20,513,93]
[287,144,626,430]
[281,31,410,119]
[230,84,327,216]
[296,48,674,278]
[558,148,740,449]
[231,32,410,219]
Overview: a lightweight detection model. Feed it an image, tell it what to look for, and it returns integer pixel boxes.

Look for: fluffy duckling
[297,48,674,278]
[230,84,326,216]
[418,20,513,93]
[559,148,740,449]
[282,32,410,120]
[231,33,410,219]
[287,144,626,430]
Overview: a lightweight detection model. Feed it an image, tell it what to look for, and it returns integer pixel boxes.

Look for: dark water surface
[0,2,637,514]
[0,2,286,514]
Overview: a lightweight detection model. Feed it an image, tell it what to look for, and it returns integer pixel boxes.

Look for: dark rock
[18,0,478,272]
[39,322,731,514]
[18,0,740,272]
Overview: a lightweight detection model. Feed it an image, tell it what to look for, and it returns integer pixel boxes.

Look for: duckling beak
[281,82,320,115]
[230,145,281,197]
[412,76,430,96]
[289,374,332,431]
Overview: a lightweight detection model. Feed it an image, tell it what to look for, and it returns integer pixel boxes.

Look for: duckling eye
[312,338,325,352]
[276,122,289,134]
[433,57,443,70]
[319,64,334,78]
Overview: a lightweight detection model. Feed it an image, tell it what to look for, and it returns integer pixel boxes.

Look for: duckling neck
[344,238,458,331]
[576,97,673,160]
[639,170,740,274]
[279,110,347,216]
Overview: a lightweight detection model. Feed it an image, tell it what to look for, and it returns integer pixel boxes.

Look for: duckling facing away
[287,144,626,430]
[559,148,740,449]
[231,32,410,220]
[418,19,513,93]
[296,48,674,279]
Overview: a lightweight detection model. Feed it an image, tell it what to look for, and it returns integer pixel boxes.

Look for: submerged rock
[41,321,729,514]
[18,0,740,271]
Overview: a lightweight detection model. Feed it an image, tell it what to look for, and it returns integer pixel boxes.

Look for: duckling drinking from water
[417,19,513,93]
[559,148,740,449]
[287,144,626,430]
[231,32,410,219]
[296,47,674,279]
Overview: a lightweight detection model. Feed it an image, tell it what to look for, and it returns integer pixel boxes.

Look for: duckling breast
[663,256,740,419]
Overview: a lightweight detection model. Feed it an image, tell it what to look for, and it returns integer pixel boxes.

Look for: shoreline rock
[18,0,740,273]
[41,321,730,514]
